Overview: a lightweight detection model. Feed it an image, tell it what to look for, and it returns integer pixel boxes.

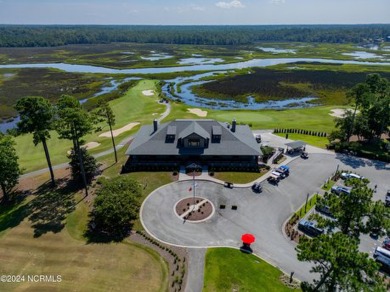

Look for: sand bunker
[82,142,100,150]
[142,90,155,96]
[329,108,359,118]
[187,108,208,117]
[99,122,140,138]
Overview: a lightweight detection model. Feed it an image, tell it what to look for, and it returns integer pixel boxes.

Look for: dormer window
[188,138,201,147]
[166,126,176,143]
[212,125,222,143]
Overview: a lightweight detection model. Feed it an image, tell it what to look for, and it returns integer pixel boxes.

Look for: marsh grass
[0,68,108,118]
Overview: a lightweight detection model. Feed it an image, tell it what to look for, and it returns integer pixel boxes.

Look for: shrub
[91,176,142,235]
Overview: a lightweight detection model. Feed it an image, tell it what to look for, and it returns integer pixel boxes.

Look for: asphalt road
[141,152,390,285]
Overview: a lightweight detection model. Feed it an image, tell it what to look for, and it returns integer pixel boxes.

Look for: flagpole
[193,169,195,206]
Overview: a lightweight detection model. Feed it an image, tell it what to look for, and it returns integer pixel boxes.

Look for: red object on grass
[241,233,255,244]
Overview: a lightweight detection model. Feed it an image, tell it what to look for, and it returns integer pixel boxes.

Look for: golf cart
[301,152,309,159]
[251,182,262,193]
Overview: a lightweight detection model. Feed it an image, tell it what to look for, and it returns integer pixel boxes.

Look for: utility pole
[304,193,309,213]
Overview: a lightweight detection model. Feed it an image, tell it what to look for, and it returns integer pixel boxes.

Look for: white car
[341,172,363,180]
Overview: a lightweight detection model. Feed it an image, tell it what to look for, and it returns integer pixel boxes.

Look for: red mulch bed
[175,197,213,221]
[184,171,202,176]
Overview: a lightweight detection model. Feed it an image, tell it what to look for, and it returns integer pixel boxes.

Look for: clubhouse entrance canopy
[285,141,306,151]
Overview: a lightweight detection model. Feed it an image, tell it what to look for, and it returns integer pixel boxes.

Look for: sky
[0,0,389,25]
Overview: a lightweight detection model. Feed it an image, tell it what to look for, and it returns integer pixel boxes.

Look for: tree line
[0,24,389,47]
[330,73,390,144]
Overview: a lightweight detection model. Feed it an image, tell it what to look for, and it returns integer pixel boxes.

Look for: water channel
[1,58,389,132]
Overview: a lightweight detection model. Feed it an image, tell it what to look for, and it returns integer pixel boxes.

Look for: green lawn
[275,133,329,149]
[207,106,338,133]
[168,102,339,134]
[212,170,267,184]
[0,191,168,291]
[295,194,319,218]
[322,180,335,191]
[203,248,300,292]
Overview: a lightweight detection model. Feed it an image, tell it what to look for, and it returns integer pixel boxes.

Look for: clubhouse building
[124,119,262,171]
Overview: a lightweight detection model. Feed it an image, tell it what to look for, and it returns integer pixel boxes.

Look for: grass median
[203,247,300,291]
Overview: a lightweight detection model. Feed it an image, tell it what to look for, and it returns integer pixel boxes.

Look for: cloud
[270,0,286,4]
[215,0,245,9]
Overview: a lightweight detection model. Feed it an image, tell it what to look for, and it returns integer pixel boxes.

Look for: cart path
[20,135,134,179]
[185,248,206,292]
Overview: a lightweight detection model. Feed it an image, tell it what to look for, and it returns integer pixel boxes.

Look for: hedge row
[333,144,390,163]
[136,230,185,291]
[274,128,328,137]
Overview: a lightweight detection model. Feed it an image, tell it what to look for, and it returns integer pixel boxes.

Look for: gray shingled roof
[167,126,176,135]
[285,141,306,149]
[212,125,222,136]
[179,122,209,139]
[126,119,262,156]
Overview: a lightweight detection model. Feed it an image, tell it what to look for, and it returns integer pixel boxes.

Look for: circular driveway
[141,153,390,282]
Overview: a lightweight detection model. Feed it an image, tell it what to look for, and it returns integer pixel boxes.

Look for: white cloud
[215,0,245,9]
[270,0,286,5]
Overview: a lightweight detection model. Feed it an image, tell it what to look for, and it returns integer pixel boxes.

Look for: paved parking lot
[141,142,390,283]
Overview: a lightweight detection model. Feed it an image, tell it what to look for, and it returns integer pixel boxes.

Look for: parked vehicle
[251,182,262,193]
[267,173,280,184]
[370,227,382,238]
[298,219,324,237]
[224,182,234,188]
[315,204,334,218]
[301,152,309,159]
[331,185,352,195]
[275,165,290,178]
[375,254,390,271]
[382,238,390,251]
[374,246,390,259]
[255,134,261,143]
[341,172,364,180]
[385,190,390,207]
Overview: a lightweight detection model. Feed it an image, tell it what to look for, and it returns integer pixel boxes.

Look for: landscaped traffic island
[175,197,214,222]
